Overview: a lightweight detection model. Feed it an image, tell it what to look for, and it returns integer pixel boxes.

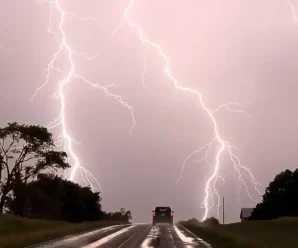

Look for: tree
[250,169,298,220]
[102,208,132,222]
[0,122,70,213]
[202,217,220,226]
[60,178,102,222]
[188,218,201,225]
[120,208,132,222]
[8,173,103,222]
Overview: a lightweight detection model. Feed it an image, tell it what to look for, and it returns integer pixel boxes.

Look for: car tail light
[153,212,156,217]
[170,212,174,217]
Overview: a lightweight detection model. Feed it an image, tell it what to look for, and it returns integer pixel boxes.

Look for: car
[152,206,174,225]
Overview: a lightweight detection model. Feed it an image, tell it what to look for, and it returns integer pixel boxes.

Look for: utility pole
[222,197,225,224]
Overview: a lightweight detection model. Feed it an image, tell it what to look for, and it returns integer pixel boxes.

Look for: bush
[188,218,201,225]
[202,217,220,226]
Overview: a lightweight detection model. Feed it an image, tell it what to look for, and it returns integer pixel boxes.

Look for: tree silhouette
[8,173,103,222]
[202,217,220,226]
[60,177,102,222]
[188,218,201,225]
[250,169,298,220]
[102,208,132,222]
[8,173,133,222]
[0,122,70,213]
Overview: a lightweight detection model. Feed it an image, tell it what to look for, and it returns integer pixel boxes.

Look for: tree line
[188,168,298,222]
[0,122,132,223]
[249,168,298,221]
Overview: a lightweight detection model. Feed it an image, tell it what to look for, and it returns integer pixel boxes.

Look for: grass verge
[0,214,126,248]
[180,217,298,248]
[179,221,245,248]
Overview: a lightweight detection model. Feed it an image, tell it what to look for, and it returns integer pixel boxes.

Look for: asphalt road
[31,223,211,248]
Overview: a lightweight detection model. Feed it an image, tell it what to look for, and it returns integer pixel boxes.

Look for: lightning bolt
[33,0,136,191]
[288,0,297,22]
[115,0,261,220]
[212,102,251,117]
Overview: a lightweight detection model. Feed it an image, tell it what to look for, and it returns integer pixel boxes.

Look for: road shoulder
[178,221,245,248]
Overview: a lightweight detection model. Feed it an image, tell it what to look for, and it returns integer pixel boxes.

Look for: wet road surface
[31,224,211,248]
[27,225,130,248]
[30,224,212,248]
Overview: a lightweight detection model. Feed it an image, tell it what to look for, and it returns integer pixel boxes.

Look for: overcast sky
[1,0,298,223]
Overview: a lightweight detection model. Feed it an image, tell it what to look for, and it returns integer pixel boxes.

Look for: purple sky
[1,0,298,223]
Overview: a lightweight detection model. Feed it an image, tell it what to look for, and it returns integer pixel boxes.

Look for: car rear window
[155,207,171,213]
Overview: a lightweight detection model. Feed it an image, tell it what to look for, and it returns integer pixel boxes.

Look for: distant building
[240,208,254,222]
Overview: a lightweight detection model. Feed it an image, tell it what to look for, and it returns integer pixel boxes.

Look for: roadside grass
[0,214,126,248]
[179,221,245,248]
[180,217,298,248]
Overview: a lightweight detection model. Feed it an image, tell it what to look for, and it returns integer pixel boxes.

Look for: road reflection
[174,226,196,247]
[175,226,212,248]
[141,225,161,248]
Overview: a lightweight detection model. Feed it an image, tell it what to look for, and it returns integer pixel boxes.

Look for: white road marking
[82,225,136,248]
[30,225,122,248]
[117,232,137,248]
[168,226,177,248]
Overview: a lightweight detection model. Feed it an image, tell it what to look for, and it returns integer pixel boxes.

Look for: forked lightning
[288,0,298,22]
[114,0,261,220]
[33,0,136,191]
